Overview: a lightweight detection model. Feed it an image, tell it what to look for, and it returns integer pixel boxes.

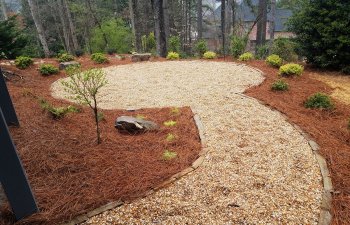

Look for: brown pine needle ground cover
[0,56,201,225]
[240,60,350,225]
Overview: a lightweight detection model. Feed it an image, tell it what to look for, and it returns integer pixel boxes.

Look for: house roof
[213,0,293,32]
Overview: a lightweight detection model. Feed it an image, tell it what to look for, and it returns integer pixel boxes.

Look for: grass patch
[164,120,177,127]
[166,133,176,142]
[163,150,177,160]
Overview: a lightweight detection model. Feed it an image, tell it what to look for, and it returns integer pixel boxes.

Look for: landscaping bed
[0,57,201,225]
[242,60,350,225]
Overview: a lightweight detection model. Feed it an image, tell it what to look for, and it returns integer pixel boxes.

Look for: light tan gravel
[52,61,322,224]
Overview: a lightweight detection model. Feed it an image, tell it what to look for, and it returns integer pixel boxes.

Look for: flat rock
[59,61,80,70]
[115,116,159,133]
[131,53,151,62]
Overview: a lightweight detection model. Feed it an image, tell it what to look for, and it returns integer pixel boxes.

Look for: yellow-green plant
[15,56,33,69]
[203,51,217,59]
[271,79,289,91]
[170,107,180,115]
[166,51,180,60]
[163,150,177,160]
[58,53,75,62]
[238,52,254,61]
[164,120,177,127]
[91,53,108,63]
[166,133,176,142]
[279,63,304,76]
[39,64,59,76]
[136,114,146,119]
[266,54,283,67]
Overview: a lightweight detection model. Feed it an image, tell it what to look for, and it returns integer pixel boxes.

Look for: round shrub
[203,51,217,59]
[15,56,33,69]
[271,38,298,62]
[166,52,180,60]
[194,39,208,57]
[58,53,75,62]
[279,63,304,76]
[39,64,59,76]
[238,52,254,61]
[271,79,289,91]
[266,54,283,67]
[305,92,333,109]
[91,53,108,64]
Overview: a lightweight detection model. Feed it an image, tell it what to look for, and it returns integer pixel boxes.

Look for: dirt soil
[0,56,201,225]
[240,60,350,225]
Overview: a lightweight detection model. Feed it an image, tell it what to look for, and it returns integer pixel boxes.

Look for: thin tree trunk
[57,0,72,53]
[27,0,50,57]
[197,0,202,39]
[128,0,137,51]
[93,98,101,144]
[231,0,236,33]
[0,0,7,20]
[163,0,170,49]
[188,0,191,46]
[256,0,267,47]
[269,0,276,41]
[49,0,66,52]
[86,0,109,49]
[63,0,79,51]
[221,0,226,55]
[152,0,167,57]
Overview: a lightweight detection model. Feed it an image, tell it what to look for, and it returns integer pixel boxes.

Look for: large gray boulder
[59,61,80,70]
[115,116,159,133]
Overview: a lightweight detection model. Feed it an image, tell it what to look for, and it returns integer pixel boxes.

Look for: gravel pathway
[52,61,322,224]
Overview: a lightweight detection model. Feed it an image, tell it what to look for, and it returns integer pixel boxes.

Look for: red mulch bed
[0,56,201,225]
[237,60,350,225]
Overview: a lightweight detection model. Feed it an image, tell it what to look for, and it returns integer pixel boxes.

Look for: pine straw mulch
[0,56,201,225]
[235,60,350,225]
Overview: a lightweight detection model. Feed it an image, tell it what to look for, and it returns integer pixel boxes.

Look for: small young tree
[61,67,107,144]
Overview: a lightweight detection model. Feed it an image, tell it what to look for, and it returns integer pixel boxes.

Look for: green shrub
[39,64,59,76]
[271,38,298,62]
[15,56,33,69]
[40,99,79,119]
[194,39,208,57]
[239,52,254,61]
[90,19,132,54]
[163,150,177,160]
[166,52,180,60]
[58,53,75,62]
[203,51,217,59]
[168,36,181,53]
[141,32,156,53]
[271,79,289,91]
[166,133,176,142]
[266,54,283,67]
[91,53,108,63]
[164,120,177,127]
[256,44,270,59]
[279,63,304,76]
[231,35,247,58]
[305,93,333,109]
[288,1,350,70]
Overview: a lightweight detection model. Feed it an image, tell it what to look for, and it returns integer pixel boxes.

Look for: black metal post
[0,68,19,126]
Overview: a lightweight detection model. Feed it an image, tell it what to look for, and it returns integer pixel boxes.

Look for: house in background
[202,0,294,51]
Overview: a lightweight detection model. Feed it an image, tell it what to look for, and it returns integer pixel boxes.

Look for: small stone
[59,61,80,70]
[131,53,151,62]
[115,116,159,133]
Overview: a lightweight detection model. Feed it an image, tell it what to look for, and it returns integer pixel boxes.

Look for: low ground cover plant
[305,92,333,109]
[163,150,177,160]
[266,54,283,67]
[203,51,217,59]
[166,52,180,60]
[91,53,108,63]
[166,133,176,142]
[40,99,79,119]
[239,52,254,61]
[39,64,59,76]
[279,63,304,76]
[271,79,289,91]
[15,56,33,69]
[170,107,180,115]
[164,120,177,127]
[58,53,75,62]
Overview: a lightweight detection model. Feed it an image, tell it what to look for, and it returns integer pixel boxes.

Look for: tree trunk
[0,0,7,20]
[197,0,202,40]
[27,0,50,57]
[152,0,167,57]
[163,0,170,48]
[63,0,79,51]
[269,0,276,41]
[231,0,236,33]
[86,0,109,49]
[221,0,226,55]
[57,0,72,53]
[48,0,66,52]
[256,0,268,47]
[128,0,137,51]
